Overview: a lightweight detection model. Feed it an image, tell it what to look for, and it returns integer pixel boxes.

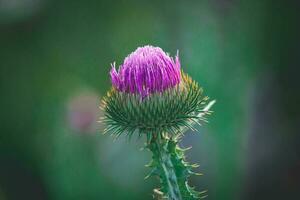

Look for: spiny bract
[100,72,211,139]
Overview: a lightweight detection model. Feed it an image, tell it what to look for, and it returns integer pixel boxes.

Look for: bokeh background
[1,0,299,199]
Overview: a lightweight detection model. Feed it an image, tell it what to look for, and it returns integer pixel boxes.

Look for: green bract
[101,72,211,139]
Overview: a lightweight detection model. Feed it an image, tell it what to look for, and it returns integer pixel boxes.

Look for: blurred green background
[1,0,299,199]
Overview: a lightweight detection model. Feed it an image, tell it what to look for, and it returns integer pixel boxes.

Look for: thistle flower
[100,45,215,200]
[110,45,181,97]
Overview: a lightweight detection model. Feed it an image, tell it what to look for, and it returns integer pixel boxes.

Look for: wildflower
[100,45,214,200]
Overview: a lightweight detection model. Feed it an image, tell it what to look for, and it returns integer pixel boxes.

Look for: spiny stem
[151,135,182,200]
[147,134,205,200]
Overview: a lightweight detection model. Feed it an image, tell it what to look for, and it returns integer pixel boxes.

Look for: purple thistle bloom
[110,45,181,97]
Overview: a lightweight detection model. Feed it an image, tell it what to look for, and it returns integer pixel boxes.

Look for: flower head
[101,45,213,138]
[110,45,181,97]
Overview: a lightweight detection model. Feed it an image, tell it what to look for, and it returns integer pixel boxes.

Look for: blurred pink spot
[66,91,102,134]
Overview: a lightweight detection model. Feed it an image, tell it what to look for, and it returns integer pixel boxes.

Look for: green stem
[147,134,204,199]
[151,136,182,200]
